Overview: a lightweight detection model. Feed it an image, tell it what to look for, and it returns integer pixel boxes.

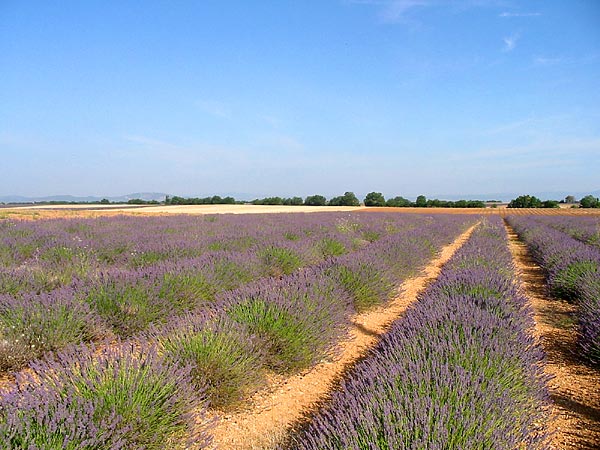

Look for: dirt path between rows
[206,223,479,449]
[504,221,600,449]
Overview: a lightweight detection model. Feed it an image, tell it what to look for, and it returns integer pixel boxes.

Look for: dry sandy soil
[505,222,600,449]
[3,204,600,220]
[4,204,362,215]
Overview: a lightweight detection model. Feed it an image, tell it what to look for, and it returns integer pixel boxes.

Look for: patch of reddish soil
[361,207,600,217]
[205,223,479,450]
[505,222,600,449]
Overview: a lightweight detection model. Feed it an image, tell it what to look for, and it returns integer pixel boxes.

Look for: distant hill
[1,190,598,205]
[0,193,169,204]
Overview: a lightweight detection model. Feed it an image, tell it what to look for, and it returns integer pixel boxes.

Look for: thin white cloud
[533,54,600,67]
[380,0,429,22]
[502,32,520,52]
[346,0,430,23]
[450,137,600,164]
[123,135,182,150]
[499,12,541,18]
[481,113,575,136]
[195,100,231,119]
[347,1,517,23]
[483,117,536,135]
[533,56,564,66]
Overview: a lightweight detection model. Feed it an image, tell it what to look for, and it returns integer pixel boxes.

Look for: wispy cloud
[533,56,564,66]
[346,0,430,23]
[450,137,600,165]
[502,32,520,52]
[348,1,516,23]
[380,0,429,22]
[533,54,600,67]
[195,100,231,119]
[499,12,541,18]
[483,117,537,135]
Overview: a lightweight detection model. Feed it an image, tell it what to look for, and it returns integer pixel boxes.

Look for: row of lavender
[0,213,440,371]
[0,213,407,296]
[287,217,550,449]
[526,215,600,249]
[507,215,600,366]
[0,214,475,449]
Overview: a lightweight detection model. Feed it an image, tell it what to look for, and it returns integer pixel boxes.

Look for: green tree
[341,191,360,206]
[364,192,386,207]
[508,195,543,208]
[222,196,236,204]
[542,200,560,208]
[386,196,412,207]
[100,198,110,204]
[415,195,427,207]
[328,196,343,206]
[580,195,600,208]
[305,195,327,206]
[329,192,360,206]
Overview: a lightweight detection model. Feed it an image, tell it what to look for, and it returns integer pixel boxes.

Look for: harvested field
[3,204,600,221]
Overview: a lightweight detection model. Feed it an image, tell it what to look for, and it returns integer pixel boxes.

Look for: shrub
[578,271,600,365]
[318,237,347,258]
[0,343,209,449]
[82,274,167,337]
[222,268,352,372]
[551,260,598,301]
[259,246,303,277]
[330,260,395,312]
[154,313,266,408]
[0,289,108,371]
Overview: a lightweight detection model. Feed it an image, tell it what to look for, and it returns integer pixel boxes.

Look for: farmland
[0,209,598,449]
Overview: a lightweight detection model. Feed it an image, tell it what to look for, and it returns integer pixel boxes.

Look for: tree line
[114,192,487,208]
[507,194,600,209]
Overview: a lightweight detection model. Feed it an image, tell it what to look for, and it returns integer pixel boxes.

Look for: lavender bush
[287,218,550,449]
[578,271,600,364]
[0,289,108,371]
[0,342,210,449]
[151,312,266,408]
[531,216,600,249]
[222,267,354,372]
[508,215,600,365]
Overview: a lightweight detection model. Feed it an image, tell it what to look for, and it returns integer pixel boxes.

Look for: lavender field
[4,211,598,448]
[0,212,478,449]
[286,217,550,449]
[507,215,600,366]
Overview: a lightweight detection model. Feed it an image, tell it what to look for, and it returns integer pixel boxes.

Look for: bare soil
[205,223,479,450]
[504,221,600,449]
[3,205,600,221]
[362,207,600,217]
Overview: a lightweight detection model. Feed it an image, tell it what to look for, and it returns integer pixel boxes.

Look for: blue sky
[1,0,599,199]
